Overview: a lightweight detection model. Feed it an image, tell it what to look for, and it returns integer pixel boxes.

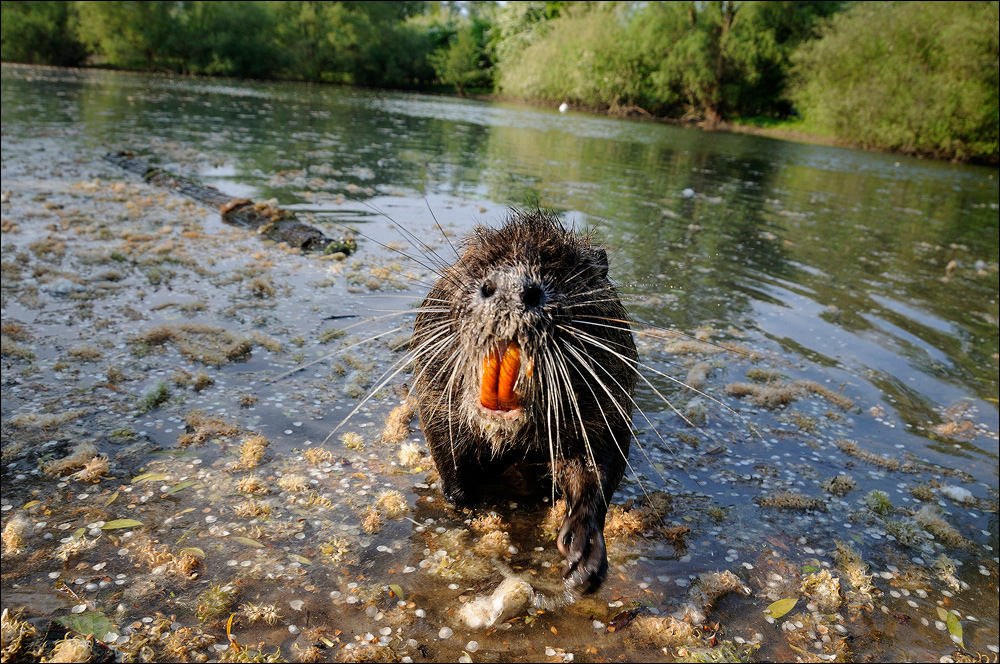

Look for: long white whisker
[266,323,411,384]
[559,342,656,507]
[321,348,418,444]
[563,322,763,439]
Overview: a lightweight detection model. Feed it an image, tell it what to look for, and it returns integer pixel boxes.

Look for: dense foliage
[790,1,999,161]
[2,1,997,161]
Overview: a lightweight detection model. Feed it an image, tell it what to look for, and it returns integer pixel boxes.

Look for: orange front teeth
[481,341,521,411]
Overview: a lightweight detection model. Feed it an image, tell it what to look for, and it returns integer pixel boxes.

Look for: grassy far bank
[2,1,998,164]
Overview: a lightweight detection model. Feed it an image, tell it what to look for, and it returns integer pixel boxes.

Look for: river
[2,64,997,662]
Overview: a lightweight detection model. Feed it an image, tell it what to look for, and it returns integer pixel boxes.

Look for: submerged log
[104,151,356,255]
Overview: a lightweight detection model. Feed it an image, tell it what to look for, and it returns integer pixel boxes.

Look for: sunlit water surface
[2,65,997,662]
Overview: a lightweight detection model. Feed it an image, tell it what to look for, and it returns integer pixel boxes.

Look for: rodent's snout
[478,271,547,311]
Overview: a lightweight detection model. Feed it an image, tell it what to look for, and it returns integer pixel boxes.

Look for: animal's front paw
[439,482,469,505]
[557,508,607,593]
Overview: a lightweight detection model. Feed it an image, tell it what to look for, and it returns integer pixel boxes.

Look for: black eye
[480,279,496,298]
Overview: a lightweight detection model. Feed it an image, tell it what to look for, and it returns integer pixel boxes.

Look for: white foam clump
[939,486,975,505]
[458,576,534,629]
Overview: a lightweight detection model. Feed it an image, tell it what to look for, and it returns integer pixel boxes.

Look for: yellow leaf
[232,536,264,548]
[164,480,197,495]
[946,612,963,647]
[132,472,168,483]
[765,598,797,619]
[101,519,144,529]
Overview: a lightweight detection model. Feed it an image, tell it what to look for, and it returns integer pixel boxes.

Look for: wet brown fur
[411,209,638,592]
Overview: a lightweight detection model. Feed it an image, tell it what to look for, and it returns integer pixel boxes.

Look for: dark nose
[521,283,543,308]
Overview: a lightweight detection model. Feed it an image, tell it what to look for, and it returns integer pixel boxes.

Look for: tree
[790,1,999,161]
[636,1,783,125]
[177,2,285,78]
[74,1,179,71]
[1,1,86,66]
[429,24,488,95]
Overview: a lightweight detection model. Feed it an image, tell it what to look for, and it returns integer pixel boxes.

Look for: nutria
[411,208,638,593]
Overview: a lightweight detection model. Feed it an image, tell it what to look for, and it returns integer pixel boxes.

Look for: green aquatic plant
[195,583,236,623]
[864,489,894,516]
[137,380,170,413]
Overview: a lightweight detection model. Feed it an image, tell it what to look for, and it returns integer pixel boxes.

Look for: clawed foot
[557,509,608,594]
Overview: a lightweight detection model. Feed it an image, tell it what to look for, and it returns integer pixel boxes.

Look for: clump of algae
[334,642,399,663]
[54,536,96,562]
[758,492,825,511]
[540,500,567,540]
[473,529,512,558]
[9,408,87,429]
[178,410,242,447]
[932,553,962,592]
[605,503,661,541]
[45,636,92,663]
[1,608,41,661]
[800,569,842,613]
[219,643,283,663]
[233,499,271,519]
[130,535,202,579]
[724,379,853,410]
[277,473,309,492]
[424,528,492,581]
[68,455,110,483]
[374,490,408,519]
[131,323,266,366]
[864,489,894,516]
[360,507,383,534]
[470,512,506,534]
[2,514,32,555]
[229,433,269,471]
[42,442,99,477]
[196,583,237,623]
[241,602,283,625]
[833,541,874,611]
[303,446,335,466]
[341,432,364,451]
[380,401,414,444]
[236,473,268,495]
[684,361,713,389]
[836,439,914,472]
[137,380,171,413]
[624,614,699,649]
[914,504,971,549]
[821,474,856,497]
[397,442,422,468]
[319,537,352,564]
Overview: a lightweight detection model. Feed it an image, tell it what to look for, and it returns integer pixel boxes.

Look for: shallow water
[2,64,997,663]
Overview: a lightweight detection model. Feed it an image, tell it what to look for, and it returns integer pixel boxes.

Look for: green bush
[1,1,85,66]
[497,4,645,110]
[790,1,999,161]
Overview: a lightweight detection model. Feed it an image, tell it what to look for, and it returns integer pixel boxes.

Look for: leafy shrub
[790,1,999,161]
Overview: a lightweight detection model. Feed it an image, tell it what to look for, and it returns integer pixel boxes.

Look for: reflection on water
[2,64,997,662]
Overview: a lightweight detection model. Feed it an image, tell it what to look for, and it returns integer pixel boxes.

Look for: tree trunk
[104,152,357,255]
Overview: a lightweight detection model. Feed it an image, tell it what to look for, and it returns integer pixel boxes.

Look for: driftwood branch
[104,151,356,255]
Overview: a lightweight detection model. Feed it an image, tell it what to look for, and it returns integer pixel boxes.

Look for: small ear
[589,248,609,280]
